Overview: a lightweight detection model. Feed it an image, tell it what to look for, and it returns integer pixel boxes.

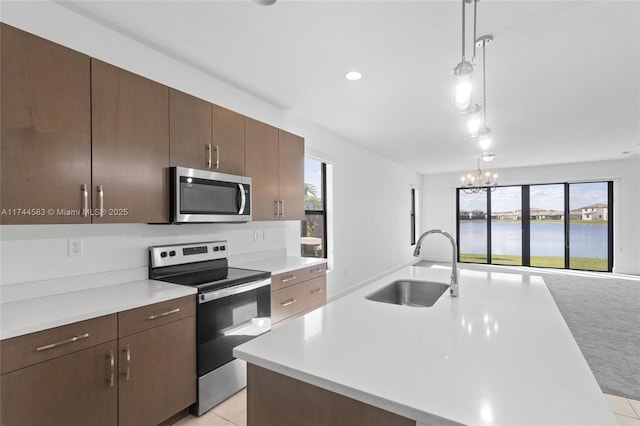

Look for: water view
[460,221,608,258]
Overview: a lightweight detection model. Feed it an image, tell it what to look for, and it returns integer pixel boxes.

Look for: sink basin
[365,280,449,307]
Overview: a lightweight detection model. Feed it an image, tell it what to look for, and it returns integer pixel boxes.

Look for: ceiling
[56,0,640,175]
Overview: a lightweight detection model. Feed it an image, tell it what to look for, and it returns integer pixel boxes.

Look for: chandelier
[460,156,498,194]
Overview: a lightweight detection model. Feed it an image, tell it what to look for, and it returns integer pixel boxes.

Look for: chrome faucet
[413,229,459,297]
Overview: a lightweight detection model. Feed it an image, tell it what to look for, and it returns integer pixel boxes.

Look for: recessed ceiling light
[345,71,362,81]
[622,151,631,155]
[253,0,277,5]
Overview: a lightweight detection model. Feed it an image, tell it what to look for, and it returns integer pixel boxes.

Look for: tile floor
[173,389,640,426]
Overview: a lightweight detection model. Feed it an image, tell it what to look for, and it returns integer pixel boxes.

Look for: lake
[459,221,608,258]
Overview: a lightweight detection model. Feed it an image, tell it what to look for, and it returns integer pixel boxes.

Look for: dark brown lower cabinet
[247,364,416,426]
[118,316,197,426]
[0,296,197,426]
[0,341,118,426]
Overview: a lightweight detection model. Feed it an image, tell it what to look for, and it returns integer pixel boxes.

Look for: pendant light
[453,0,477,112]
[474,34,493,156]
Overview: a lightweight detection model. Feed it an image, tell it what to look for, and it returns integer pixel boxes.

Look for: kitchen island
[234,264,616,426]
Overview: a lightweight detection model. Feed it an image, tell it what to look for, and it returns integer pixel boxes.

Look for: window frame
[456,180,613,272]
[301,159,328,259]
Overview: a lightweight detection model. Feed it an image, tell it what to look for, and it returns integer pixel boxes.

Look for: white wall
[420,158,640,275]
[0,1,421,299]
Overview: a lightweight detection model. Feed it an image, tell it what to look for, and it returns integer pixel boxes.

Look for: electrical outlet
[68,238,82,257]
[262,229,268,240]
[253,230,261,241]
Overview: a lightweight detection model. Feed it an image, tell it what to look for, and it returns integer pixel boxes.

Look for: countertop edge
[0,280,196,340]
[233,256,327,276]
[234,348,461,426]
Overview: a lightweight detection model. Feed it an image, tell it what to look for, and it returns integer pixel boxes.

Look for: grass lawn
[459,254,608,271]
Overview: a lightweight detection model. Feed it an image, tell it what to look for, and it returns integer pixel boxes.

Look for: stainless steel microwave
[170,166,252,223]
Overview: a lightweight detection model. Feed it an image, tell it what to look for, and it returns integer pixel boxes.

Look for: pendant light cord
[461,0,466,62]
[482,40,487,127]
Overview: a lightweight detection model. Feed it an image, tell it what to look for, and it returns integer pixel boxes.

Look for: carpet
[542,272,640,400]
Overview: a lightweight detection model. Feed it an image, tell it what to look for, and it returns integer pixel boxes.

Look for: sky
[460,182,608,212]
[304,157,323,197]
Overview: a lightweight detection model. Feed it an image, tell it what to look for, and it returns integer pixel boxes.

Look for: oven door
[197,278,271,377]
[170,166,252,223]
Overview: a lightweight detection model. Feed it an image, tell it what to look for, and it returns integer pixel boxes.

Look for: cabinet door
[118,316,196,426]
[0,341,118,426]
[278,130,305,220]
[91,59,169,223]
[212,104,245,175]
[245,118,279,221]
[169,88,212,169]
[0,24,91,224]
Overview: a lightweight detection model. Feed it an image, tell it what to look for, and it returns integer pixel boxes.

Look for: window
[301,157,327,258]
[456,181,612,272]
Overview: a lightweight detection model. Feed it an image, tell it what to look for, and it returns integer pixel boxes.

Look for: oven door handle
[199,278,271,303]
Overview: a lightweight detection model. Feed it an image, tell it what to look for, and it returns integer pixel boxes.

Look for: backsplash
[0,221,298,300]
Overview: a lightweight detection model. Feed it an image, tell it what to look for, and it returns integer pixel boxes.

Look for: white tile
[615,414,640,426]
[212,389,247,421]
[606,394,638,418]
[230,410,247,426]
[628,398,640,419]
[173,411,234,426]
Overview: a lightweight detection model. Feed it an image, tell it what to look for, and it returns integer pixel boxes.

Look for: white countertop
[234,264,616,426]
[233,256,326,276]
[0,280,196,340]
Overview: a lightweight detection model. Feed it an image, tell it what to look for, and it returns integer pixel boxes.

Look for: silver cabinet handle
[215,145,220,169]
[123,344,131,381]
[311,267,324,274]
[311,288,324,295]
[281,275,297,283]
[274,200,280,217]
[107,350,115,388]
[207,144,212,168]
[36,332,90,352]
[97,185,105,217]
[147,308,180,320]
[81,184,88,217]
[281,200,285,218]
[281,298,296,307]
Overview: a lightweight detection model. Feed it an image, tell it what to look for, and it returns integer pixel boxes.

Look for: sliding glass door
[458,191,487,263]
[456,181,612,272]
[490,186,522,266]
[569,182,611,271]
[529,184,565,268]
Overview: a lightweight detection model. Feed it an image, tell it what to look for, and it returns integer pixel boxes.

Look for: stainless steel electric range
[149,240,271,416]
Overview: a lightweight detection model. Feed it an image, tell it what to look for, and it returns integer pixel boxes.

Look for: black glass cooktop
[150,257,270,293]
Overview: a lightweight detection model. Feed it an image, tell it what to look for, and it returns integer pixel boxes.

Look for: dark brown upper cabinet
[245,118,280,221]
[245,118,304,221]
[169,89,245,176]
[278,129,305,221]
[91,59,170,223]
[212,104,245,176]
[169,88,212,170]
[0,23,92,224]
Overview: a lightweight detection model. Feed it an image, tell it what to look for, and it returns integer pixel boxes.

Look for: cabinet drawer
[0,314,117,374]
[271,263,327,291]
[271,276,326,324]
[118,295,196,338]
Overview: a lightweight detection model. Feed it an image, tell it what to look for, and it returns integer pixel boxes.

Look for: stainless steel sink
[365,280,449,307]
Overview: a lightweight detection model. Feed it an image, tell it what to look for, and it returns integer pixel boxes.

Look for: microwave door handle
[238,184,246,214]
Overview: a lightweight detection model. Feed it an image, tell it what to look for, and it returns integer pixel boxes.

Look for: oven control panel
[150,240,228,268]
